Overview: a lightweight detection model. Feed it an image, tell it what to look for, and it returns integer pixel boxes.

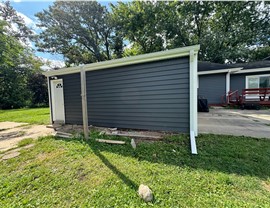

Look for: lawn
[0,132,269,207]
[0,108,50,125]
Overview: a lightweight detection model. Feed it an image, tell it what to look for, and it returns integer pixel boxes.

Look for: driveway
[199,108,270,139]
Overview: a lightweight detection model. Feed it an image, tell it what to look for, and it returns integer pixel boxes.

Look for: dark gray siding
[230,74,245,93]
[198,74,226,104]
[231,72,270,93]
[86,57,190,132]
[59,74,83,125]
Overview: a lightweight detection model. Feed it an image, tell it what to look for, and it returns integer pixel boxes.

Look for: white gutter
[233,67,270,74]
[43,45,200,77]
[198,67,242,75]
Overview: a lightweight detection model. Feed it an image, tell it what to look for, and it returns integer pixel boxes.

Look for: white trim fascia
[198,67,242,75]
[43,45,200,77]
[189,50,198,154]
[233,67,270,74]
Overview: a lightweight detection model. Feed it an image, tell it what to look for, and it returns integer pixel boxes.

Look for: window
[246,75,270,89]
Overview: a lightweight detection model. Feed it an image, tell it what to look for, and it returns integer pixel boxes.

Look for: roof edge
[43,45,200,77]
[233,67,270,74]
[198,67,242,75]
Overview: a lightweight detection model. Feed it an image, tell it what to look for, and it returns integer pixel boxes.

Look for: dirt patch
[2,151,20,160]
[0,121,28,130]
[0,144,35,161]
[0,122,54,152]
[262,181,270,192]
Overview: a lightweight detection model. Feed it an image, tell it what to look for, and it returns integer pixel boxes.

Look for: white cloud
[17,11,38,31]
[40,57,65,71]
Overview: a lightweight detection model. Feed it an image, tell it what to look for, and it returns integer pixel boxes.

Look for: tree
[35,1,124,66]
[110,1,166,55]
[0,1,33,43]
[0,2,46,109]
[111,1,270,63]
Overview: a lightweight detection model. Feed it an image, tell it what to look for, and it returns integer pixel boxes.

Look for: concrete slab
[199,108,270,139]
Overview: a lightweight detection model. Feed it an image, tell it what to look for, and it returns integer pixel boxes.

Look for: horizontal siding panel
[88,112,188,119]
[87,80,188,91]
[87,76,189,89]
[87,66,189,84]
[88,94,189,101]
[89,121,188,132]
[88,85,185,96]
[88,58,188,77]
[88,108,189,114]
[198,74,226,104]
[88,103,189,109]
[88,116,188,123]
[88,99,189,105]
[86,57,190,132]
[88,74,189,87]
[88,90,188,98]
[59,74,83,124]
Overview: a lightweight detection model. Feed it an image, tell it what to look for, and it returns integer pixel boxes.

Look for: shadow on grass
[91,147,139,191]
[54,132,270,181]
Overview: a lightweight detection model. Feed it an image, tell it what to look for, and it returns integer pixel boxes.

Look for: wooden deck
[225,88,270,107]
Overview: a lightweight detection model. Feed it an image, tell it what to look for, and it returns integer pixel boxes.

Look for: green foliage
[27,73,48,107]
[0,134,269,207]
[112,1,270,63]
[0,108,50,124]
[35,1,124,66]
[0,1,33,43]
[0,2,47,109]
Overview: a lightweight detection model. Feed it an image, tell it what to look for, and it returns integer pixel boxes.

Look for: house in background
[198,60,270,105]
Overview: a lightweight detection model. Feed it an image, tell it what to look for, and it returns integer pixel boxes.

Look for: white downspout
[189,50,198,154]
[226,70,231,104]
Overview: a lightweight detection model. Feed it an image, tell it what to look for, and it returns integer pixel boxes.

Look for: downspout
[226,70,231,104]
[189,49,198,154]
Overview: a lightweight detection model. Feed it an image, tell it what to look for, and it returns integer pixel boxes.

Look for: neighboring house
[198,60,270,105]
[43,45,200,154]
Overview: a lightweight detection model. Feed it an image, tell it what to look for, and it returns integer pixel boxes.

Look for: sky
[10,1,63,65]
[9,0,114,68]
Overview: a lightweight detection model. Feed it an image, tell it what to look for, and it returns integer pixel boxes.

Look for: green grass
[17,138,34,147]
[0,108,50,125]
[0,132,269,207]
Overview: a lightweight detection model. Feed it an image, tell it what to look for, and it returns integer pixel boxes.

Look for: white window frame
[245,74,270,99]
[246,74,270,89]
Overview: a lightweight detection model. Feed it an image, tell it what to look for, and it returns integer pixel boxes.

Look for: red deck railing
[223,88,270,106]
[239,88,270,105]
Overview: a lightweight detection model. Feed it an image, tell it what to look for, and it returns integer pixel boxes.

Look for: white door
[51,79,65,123]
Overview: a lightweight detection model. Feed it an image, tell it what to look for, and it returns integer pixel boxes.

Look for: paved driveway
[199,108,270,139]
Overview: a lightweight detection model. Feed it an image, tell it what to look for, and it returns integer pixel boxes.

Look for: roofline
[232,67,270,74]
[198,67,242,75]
[43,45,200,77]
